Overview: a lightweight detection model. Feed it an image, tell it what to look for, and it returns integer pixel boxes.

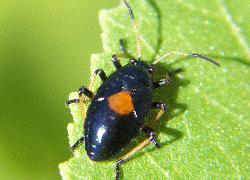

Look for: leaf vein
[217,0,250,59]
[200,91,243,121]
[141,35,155,53]
[145,152,170,178]
[217,142,241,177]
[183,111,192,138]
[108,16,126,29]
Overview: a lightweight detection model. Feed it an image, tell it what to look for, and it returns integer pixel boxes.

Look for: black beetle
[66,1,219,179]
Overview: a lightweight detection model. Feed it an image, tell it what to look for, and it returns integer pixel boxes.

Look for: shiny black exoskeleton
[67,54,171,178]
[66,0,220,179]
[85,61,154,161]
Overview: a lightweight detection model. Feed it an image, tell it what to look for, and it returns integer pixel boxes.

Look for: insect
[66,0,220,179]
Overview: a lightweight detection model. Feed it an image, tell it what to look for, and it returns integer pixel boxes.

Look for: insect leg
[142,126,160,148]
[77,86,94,99]
[112,39,133,69]
[65,99,80,105]
[94,69,107,82]
[119,39,126,55]
[116,132,158,180]
[153,78,171,88]
[112,54,122,70]
[153,68,185,89]
[152,52,220,66]
[70,136,84,151]
[115,103,165,179]
[66,86,94,121]
[67,88,93,151]
[150,102,167,126]
[87,68,107,96]
[65,86,93,105]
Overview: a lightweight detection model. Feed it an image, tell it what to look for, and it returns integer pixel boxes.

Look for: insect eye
[130,58,137,64]
[147,65,155,73]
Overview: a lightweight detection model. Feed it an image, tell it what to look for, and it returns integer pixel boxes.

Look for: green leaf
[59,0,250,179]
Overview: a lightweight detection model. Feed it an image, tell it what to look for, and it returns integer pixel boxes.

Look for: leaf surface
[59,0,250,179]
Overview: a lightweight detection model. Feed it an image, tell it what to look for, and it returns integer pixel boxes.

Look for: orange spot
[108,91,134,115]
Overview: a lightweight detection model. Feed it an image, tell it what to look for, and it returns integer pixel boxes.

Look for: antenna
[123,0,141,60]
[153,52,220,66]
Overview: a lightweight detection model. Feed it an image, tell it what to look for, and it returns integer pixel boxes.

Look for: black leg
[115,104,165,180]
[70,136,84,151]
[94,69,107,82]
[65,99,80,105]
[112,54,122,70]
[148,102,167,127]
[130,58,137,64]
[116,159,124,180]
[153,68,184,89]
[115,131,158,180]
[79,86,94,99]
[119,39,126,55]
[66,86,94,105]
[142,126,160,148]
[153,78,171,88]
[151,102,167,111]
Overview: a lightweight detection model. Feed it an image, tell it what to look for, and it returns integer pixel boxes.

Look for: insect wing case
[84,64,153,161]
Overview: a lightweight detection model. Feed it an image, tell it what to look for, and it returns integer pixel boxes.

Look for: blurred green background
[0,1,118,179]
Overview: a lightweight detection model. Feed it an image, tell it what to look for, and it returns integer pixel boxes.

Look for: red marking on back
[107,91,134,115]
